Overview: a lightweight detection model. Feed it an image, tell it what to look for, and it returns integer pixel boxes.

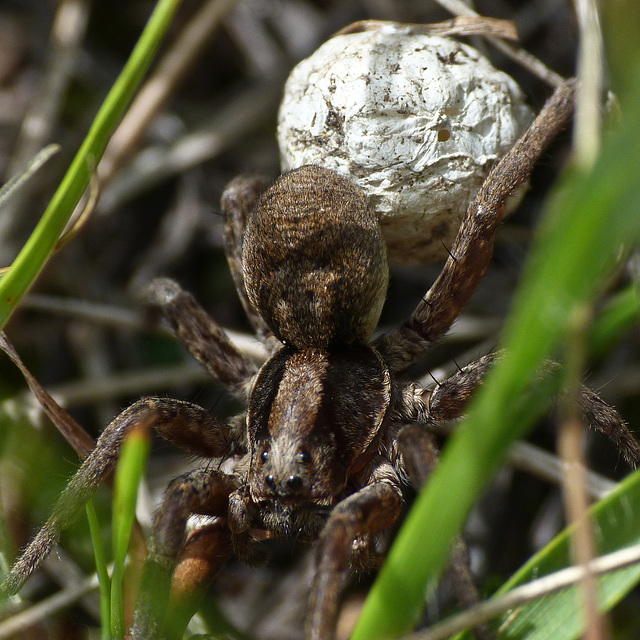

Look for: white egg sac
[278,27,532,263]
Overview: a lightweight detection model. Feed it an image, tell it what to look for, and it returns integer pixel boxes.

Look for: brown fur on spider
[4,80,639,640]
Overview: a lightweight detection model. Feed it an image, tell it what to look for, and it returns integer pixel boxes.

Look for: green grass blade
[86,500,112,640]
[0,0,182,331]
[350,64,640,640]
[110,425,151,639]
[491,467,640,640]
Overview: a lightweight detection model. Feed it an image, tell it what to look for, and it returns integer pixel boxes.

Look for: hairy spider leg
[307,461,403,640]
[374,81,577,373]
[3,397,233,596]
[397,423,493,640]
[421,354,640,466]
[131,468,238,640]
[144,277,258,396]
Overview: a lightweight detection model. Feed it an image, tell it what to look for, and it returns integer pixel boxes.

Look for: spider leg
[374,80,576,372]
[2,397,232,596]
[426,354,498,422]
[578,385,640,466]
[145,277,258,396]
[168,520,233,632]
[221,174,279,347]
[394,352,640,466]
[448,538,494,640]
[426,355,640,465]
[307,462,403,640]
[131,467,238,640]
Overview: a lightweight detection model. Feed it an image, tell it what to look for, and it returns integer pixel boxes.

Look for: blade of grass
[0,0,182,330]
[110,423,151,639]
[453,283,640,640]
[402,474,640,640]
[493,466,640,640]
[588,283,640,356]
[350,61,640,640]
[86,500,111,640]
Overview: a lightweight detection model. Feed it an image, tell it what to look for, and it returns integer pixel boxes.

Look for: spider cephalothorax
[4,80,640,640]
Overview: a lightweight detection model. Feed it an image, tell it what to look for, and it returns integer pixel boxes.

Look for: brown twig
[335,17,519,41]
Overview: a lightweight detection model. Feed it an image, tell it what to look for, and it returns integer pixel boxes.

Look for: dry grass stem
[0,144,60,209]
[558,306,611,640]
[509,441,617,500]
[433,0,565,86]
[5,0,89,176]
[98,0,239,185]
[98,80,282,214]
[0,332,95,458]
[0,0,90,256]
[400,542,640,640]
[572,0,605,168]
[336,17,519,41]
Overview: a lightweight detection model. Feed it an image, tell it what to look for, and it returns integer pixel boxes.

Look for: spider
[3,79,639,640]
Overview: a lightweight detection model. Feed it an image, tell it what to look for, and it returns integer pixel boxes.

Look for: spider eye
[298,450,312,465]
[261,450,269,463]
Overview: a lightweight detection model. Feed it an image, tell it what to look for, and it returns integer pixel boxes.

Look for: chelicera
[4,79,639,640]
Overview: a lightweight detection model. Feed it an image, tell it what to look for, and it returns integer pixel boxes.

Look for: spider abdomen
[243,165,389,349]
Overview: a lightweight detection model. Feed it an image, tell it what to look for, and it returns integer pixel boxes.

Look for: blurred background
[0,0,639,638]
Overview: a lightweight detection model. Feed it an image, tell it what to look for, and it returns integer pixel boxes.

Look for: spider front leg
[131,467,238,640]
[144,277,258,396]
[375,80,576,371]
[2,397,232,596]
[307,462,403,640]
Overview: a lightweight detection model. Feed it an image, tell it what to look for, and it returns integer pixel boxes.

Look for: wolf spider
[4,80,639,639]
